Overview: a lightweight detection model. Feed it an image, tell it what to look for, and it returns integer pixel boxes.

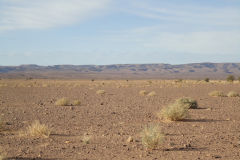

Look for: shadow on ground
[7,158,60,160]
[164,147,207,151]
[183,119,227,122]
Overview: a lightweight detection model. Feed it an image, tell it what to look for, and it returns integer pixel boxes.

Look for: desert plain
[0,79,240,160]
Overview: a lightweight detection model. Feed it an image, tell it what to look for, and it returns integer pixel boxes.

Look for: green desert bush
[208,91,225,97]
[204,78,209,82]
[226,75,235,82]
[55,97,70,106]
[140,124,164,150]
[175,79,183,83]
[25,120,51,138]
[227,91,239,97]
[158,102,189,121]
[176,97,198,109]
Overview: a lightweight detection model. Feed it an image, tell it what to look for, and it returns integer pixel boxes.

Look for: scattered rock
[127,136,133,143]
[213,155,222,159]
[184,143,192,148]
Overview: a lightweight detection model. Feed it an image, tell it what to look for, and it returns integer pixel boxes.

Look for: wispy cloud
[0,0,111,31]
[127,1,240,27]
[105,28,240,55]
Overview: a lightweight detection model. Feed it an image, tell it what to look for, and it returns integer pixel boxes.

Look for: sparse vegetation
[25,120,51,138]
[55,97,70,106]
[139,90,148,96]
[176,97,198,109]
[204,78,209,82]
[0,118,3,131]
[140,124,164,150]
[226,75,235,82]
[73,100,81,106]
[238,77,240,82]
[82,133,91,144]
[158,101,189,121]
[96,90,105,94]
[208,91,225,97]
[175,79,182,83]
[227,91,239,97]
[0,154,5,160]
[147,91,156,96]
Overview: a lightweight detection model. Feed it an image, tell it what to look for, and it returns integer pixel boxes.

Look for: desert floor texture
[0,79,240,160]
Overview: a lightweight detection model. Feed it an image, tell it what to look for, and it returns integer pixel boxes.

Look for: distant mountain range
[0,63,240,79]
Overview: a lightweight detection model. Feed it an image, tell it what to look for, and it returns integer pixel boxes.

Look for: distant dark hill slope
[0,63,240,79]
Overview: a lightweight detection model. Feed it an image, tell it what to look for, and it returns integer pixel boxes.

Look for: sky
[0,0,240,66]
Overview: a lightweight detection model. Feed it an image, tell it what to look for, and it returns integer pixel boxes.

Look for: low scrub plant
[204,78,209,82]
[73,100,81,106]
[139,90,148,96]
[227,91,239,97]
[176,97,198,109]
[158,102,189,121]
[82,133,91,144]
[140,124,164,150]
[147,91,156,96]
[0,154,6,160]
[25,120,51,138]
[55,98,70,106]
[226,75,235,82]
[208,91,225,97]
[96,90,105,95]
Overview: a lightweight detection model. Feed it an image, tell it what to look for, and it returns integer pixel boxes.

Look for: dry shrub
[226,75,235,82]
[208,91,225,97]
[96,90,105,95]
[73,100,81,106]
[227,91,239,97]
[139,90,148,96]
[0,154,6,160]
[147,91,156,96]
[158,102,189,121]
[82,133,91,144]
[176,97,198,109]
[25,120,51,138]
[140,124,164,150]
[55,98,70,106]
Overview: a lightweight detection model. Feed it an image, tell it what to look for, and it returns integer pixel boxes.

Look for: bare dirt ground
[0,79,240,160]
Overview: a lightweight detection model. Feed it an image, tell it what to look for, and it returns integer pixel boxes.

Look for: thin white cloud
[143,31,240,55]
[106,29,240,55]
[0,0,111,31]
[127,2,240,27]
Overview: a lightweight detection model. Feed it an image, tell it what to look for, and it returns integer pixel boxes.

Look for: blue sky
[0,0,240,66]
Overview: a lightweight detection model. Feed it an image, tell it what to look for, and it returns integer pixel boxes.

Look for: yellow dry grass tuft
[227,91,239,97]
[0,155,5,160]
[208,91,225,97]
[176,97,198,109]
[55,98,70,106]
[147,91,156,96]
[25,120,51,138]
[82,133,91,144]
[96,90,105,95]
[139,90,148,96]
[158,101,189,121]
[140,124,164,150]
[73,100,81,106]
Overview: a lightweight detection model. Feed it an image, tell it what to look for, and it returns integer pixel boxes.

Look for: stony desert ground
[0,79,240,160]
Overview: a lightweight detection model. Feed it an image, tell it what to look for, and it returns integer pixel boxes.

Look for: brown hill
[0,63,240,79]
